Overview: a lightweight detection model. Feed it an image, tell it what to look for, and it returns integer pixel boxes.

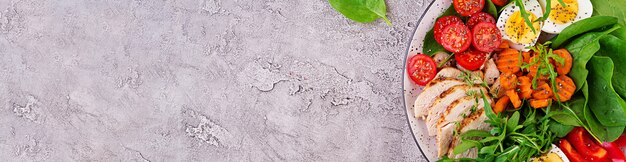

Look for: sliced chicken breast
[447,110,491,158]
[483,58,499,85]
[436,123,455,157]
[426,86,488,136]
[414,68,465,119]
[437,95,492,132]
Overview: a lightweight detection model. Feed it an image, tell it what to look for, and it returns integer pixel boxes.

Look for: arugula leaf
[514,0,536,34]
[453,140,482,155]
[550,16,618,48]
[328,0,392,26]
[591,0,626,27]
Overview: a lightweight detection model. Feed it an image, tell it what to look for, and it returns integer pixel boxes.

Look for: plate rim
[402,0,438,161]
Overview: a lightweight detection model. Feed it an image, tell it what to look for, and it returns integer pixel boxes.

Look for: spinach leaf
[423,29,446,56]
[611,25,626,41]
[587,56,626,126]
[597,35,626,99]
[329,0,392,26]
[591,0,626,27]
[583,88,626,142]
[484,0,498,18]
[550,16,618,48]
[422,6,458,56]
[548,120,574,138]
[564,25,621,91]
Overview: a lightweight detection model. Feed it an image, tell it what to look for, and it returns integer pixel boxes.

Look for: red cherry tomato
[455,49,487,71]
[407,54,437,86]
[472,22,502,53]
[453,0,485,16]
[466,12,496,30]
[433,16,463,44]
[491,0,509,6]
[440,23,472,53]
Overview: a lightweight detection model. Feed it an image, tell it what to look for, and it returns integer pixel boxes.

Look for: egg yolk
[505,10,541,44]
[549,0,579,24]
[532,153,564,162]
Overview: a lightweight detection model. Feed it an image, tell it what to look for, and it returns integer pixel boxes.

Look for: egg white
[539,0,593,34]
[497,0,544,51]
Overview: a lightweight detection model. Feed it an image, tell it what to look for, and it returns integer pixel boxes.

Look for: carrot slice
[530,99,552,108]
[498,40,510,49]
[518,76,532,99]
[554,75,576,102]
[552,49,573,75]
[506,89,521,109]
[496,49,521,73]
[528,55,549,80]
[494,96,510,114]
[532,83,554,99]
[500,72,518,90]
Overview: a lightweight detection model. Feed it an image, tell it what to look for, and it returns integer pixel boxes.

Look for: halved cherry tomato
[491,0,508,6]
[407,54,437,86]
[614,135,626,147]
[454,0,485,16]
[466,12,496,30]
[434,16,463,44]
[441,23,472,53]
[455,50,487,71]
[472,22,501,53]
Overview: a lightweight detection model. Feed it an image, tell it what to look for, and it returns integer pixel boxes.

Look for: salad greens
[586,56,626,126]
[550,16,618,49]
[328,0,392,26]
[597,35,626,99]
[445,91,559,162]
[591,0,626,27]
[564,25,621,91]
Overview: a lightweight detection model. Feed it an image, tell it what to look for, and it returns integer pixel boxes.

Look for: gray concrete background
[0,0,430,161]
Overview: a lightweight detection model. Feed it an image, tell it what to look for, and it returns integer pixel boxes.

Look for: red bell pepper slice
[559,139,586,162]
[566,127,609,161]
[614,135,626,148]
[601,142,626,162]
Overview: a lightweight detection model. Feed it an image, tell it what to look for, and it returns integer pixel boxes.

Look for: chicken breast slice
[436,123,456,157]
[483,58,499,85]
[426,86,488,136]
[447,110,491,158]
[438,95,493,131]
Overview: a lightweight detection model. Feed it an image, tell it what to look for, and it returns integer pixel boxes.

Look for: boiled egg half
[539,0,593,34]
[497,0,544,51]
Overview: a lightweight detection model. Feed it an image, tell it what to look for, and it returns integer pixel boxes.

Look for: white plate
[402,0,452,161]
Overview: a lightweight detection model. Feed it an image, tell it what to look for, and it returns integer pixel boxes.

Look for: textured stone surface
[0,0,430,161]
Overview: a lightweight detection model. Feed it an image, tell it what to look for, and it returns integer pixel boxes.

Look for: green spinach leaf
[591,0,626,27]
[329,0,392,26]
[586,56,626,126]
[484,0,498,18]
[548,120,574,138]
[597,35,626,99]
[550,16,618,48]
[564,25,621,91]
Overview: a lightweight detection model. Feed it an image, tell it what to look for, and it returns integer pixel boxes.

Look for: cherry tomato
[472,22,502,53]
[455,49,487,71]
[407,54,437,86]
[433,16,463,44]
[491,0,509,6]
[441,23,472,53]
[466,12,496,30]
[453,0,485,16]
